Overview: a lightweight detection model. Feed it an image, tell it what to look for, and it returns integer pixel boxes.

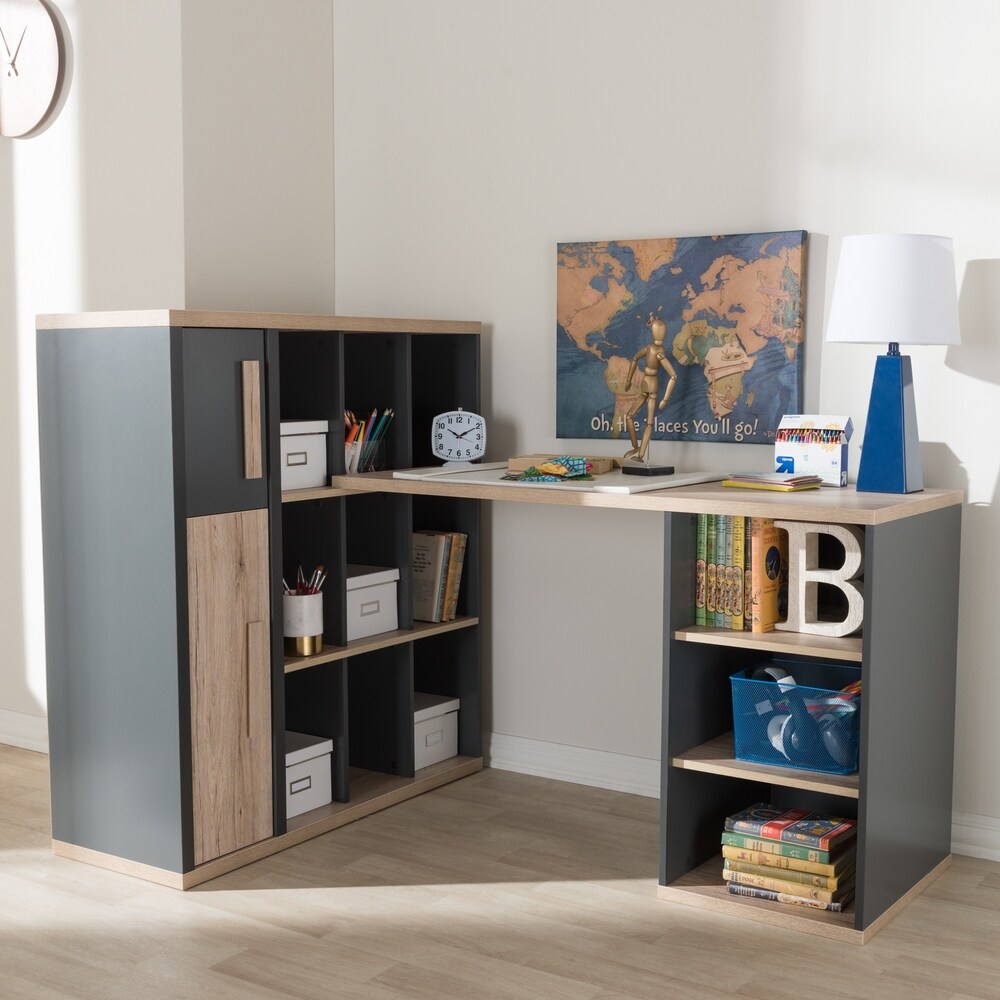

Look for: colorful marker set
[345,407,394,473]
[776,427,847,445]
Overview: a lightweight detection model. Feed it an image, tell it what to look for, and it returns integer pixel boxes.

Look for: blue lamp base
[856,347,923,493]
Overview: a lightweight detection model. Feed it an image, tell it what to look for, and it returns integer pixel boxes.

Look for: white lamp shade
[825,234,961,346]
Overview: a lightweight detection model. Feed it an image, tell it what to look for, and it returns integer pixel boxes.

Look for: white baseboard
[0,708,48,753]
[484,732,1000,861]
[484,731,660,798]
[952,810,1000,862]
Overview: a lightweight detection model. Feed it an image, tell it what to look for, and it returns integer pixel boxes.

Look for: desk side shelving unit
[337,474,962,943]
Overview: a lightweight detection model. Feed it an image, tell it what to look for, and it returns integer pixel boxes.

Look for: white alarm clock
[431,408,487,464]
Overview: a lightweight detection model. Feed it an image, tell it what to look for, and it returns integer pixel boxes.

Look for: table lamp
[825,234,960,493]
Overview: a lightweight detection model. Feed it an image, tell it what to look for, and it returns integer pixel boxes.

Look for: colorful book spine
[723,515,734,628]
[720,843,852,877]
[749,518,787,632]
[725,803,857,851]
[723,855,854,890]
[725,882,851,912]
[442,532,468,621]
[742,516,752,632]
[722,865,854,901]
[695,513,707,627]
[714,513,726,627]
[720,831,838,864]
[731,514,745,630]
[705,515,717,625]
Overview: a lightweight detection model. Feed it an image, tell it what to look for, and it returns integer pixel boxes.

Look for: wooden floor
[2,744,999,1000]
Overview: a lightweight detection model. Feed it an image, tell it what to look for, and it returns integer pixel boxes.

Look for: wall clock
[431,407,486,464]
[0,0,68,139]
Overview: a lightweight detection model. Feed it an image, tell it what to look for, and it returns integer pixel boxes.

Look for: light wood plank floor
[2,743,998,999]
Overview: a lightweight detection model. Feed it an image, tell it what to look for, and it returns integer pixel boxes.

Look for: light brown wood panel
[241,360,263,480]
[187,508,272,866]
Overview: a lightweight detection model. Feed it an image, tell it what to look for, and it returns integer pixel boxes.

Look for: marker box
[774,415,853,487]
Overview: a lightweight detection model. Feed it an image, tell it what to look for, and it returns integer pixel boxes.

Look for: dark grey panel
[182,328,267,516]
[37,326,186,872]
[856,505,961,928]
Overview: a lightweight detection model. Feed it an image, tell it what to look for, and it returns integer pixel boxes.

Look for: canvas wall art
[556,230,806,445]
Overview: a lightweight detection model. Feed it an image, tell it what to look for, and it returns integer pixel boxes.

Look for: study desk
[332,471,964,944]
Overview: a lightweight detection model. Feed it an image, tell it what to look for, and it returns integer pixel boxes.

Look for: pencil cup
[346,439,384,475]
[283,593,323,656]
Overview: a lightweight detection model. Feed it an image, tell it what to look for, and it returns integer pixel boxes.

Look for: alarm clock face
[432,409,486,463]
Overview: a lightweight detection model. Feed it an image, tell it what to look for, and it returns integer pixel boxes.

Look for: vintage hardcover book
[723,863,855,900]
[721,831,845,864]
[695,513,707,627]
[723,514,734,628]
[726,882,852,912]
[731,514,745,631]
[714,513,727,627]
[749,518,787,633]
[742,516,752,632]
[705,514,717,624]
[725,803,857,852]
[724,855,854,890]
[412,531,450,622]
[442,531,468,621]
[721,843,855,877]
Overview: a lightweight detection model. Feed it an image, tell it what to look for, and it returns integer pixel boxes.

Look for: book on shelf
[412,530,468,623]
[731,514,746,631]
[714,513,726,627]
[412,531,450,622]
[721,841,854,876]
[705,514,717,624]
[726,882,852,912]
[723,862,855,901]
[749,518,787,633]
[722,471,823,492]
[695,513,707,627]
[723,853,855,890]
[442,531,468,621]
[725,803,857,853]
[742,515,752,632]
[722,514,733,628]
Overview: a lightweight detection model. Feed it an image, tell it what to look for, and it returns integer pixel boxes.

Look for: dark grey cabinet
[37,310,483,889]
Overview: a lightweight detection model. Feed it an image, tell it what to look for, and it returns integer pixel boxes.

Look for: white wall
[0,0,336,749]
[331,0,1000,845]
[4,0,998,856]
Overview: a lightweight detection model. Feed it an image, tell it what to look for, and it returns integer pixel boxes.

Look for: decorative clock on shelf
[431,407,486,465]
[0,0,69,139]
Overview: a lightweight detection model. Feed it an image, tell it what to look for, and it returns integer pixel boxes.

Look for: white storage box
[413,692,460,769]
[284,730,333,818]
[346,564,399,641]
[280,420,329,490]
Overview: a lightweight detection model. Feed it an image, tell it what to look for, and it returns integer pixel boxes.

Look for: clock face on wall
[0,0,67,139]
[431,408,486,464]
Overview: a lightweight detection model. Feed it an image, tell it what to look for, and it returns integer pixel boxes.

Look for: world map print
[556,231,806,445]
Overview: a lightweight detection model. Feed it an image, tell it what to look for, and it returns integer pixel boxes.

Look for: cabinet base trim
[52,756,483,889]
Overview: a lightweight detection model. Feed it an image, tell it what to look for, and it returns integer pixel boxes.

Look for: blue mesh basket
[731,661,861,775]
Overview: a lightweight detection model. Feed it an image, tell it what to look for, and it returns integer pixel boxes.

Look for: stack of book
[720,803,858,911]
[695,515,788,633]
[411,530,468,623]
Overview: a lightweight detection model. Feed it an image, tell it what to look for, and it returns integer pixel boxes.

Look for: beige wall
[3,0,998,854]
[331,0,1000,844]
[0,0,335,748]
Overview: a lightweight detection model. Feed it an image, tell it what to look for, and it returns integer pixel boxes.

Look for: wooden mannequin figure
[623,312,678,464]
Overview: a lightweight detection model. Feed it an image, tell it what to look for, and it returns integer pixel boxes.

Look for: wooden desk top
[329,472,963,526]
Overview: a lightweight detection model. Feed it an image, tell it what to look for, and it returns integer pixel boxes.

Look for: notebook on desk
[392,465,722,494]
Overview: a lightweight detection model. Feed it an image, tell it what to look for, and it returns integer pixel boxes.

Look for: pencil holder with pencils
[283,592,323,656]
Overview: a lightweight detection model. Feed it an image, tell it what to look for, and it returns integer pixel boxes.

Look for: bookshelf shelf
[671,732,859,798]
[283,616,480,673]
[658,856,858,942]
[673,625,863,663]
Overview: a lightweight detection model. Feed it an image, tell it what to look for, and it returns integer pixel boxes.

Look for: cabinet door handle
[242,360,263,480]
[246,619,266,739]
